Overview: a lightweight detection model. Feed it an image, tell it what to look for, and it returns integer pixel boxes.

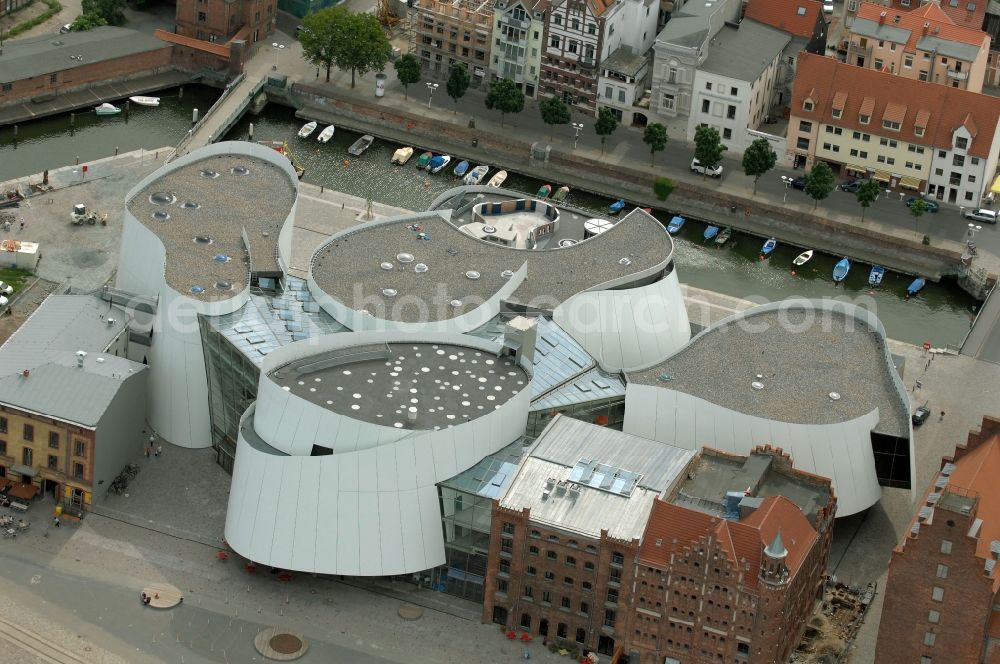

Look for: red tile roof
[639,497,818,590]
[744,0,823,39]
[791,53,1000,158]
[853,2,988,51]
[882,0,987,29]
[947,433,1000,567]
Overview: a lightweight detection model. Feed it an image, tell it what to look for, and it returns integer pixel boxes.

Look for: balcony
[500,16,526,29]
[947,69,969,81]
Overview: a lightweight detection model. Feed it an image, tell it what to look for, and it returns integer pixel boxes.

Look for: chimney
[76,350,87,367]
[107,317,116,326]
[923,21,930,36]
[879,10,887,24]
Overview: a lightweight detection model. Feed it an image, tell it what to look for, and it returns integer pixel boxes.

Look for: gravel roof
[310,208,672,322]
[628,309,909,436]
[126,154,296,301]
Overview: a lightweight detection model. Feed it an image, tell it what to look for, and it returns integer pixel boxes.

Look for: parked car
[964,208,998,224]
[791,176,806,190]
[912,405,931,426]
[906,197,939,213]
[690,158,723,178]
[839,179,864,193]
[60,23,72,33]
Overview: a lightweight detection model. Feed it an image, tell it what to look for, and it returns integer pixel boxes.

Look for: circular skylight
[181,201,201,209]
[414,263,428,273]
[199,169,220,179]
[483,225,497,234]
[193,235,213,244]
[500,270,514,279]
[190,286,205,294]
[230,166,250,176]
[149,192,176,205]
[397,252,414,263]
[151,211,170,222]
[465,270,481,280]
[751,381,764,390]
[619,257,632,266]
[213,254,231,263]
[382,288,398,297]
[558,239,578,247]
[215,280,233,291]
[380,262,394,270]
[449,299,462,307]
[829,392,842,401]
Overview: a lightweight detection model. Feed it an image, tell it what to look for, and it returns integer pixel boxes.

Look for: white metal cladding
[553,270,690,372]
[224,332,533,575]
[623,385,882,516]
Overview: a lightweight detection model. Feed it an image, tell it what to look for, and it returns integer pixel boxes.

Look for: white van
[690,158,724,178]
[964,208,998,224]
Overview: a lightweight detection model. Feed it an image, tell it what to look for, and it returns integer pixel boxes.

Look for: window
[524,585,534,599]
[874,59,883,70]
[542,590,551,603]
[824,142,833,151]
[877,155,885,163]
[921,658,932,664]
[607,588,619,604]
[587,23,596,34]
[832,109,842,119]
[862,134,871,142]
[928,610,940,624]
[799,120,813,132]
[22,447,31,466]
[661,93,675,110]
[618,89,625,103]
[705,81,712,90]
[571,18,579,29]
[554,14,561,24]
[23,424,33,442]
[879,138,897,148]
[730,87,737,96]
[582,581,593,591]
[940,540,953,554]
[557,623,568,638]
[972,157,980,165]
[953,155,965,167]
[904,55,913,68]
[853,131,861,140]
[47,455,58,470]
[605,86,613,99]
[550,37,560,48]
[497,579,508,594]
[915,127,925,137]
[726,105,736,120]
[545,571,555,581]
[499,560,511,575]
[850,149,859,157]
[932,586,944,601]
[0,441,5,456]
[198,11,207,21]
[886,157,894,165]
[969,175,977,183]
[609,568,621,584]
[575,628,586,643]
[566,556,576,567]
[919,70,928,81]
[580,601,589,616]
[702,99,710,113]
[529,546,539,556]
[796,137,810,150]
[501,539,513,554]
[668,67,677,84]
[527,566,536,576]
[530,529,541,539]
[547,551,557,561]
[520,612,531,628]
[564,577,573,586]
[48,432,59,449]
[603,609,616,627]
[936,564,948,579]
[860,151,868,159]
[935,168,944,176]
[939,150,947,158]
[0,417,6,434]
[502,522,515,535]
[883,120,901,131]
[584,561,595,571]
[73,463,84,480]
[860,114,870,125]
[723,128,732,140]
[803,100,814,111]
[561,596,571,608]
[568,41,577,54]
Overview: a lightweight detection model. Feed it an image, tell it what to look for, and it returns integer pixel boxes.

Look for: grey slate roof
[603,47,648,78]
[0,27,170,82]
[699,20,791,82]
[848,17,911,45]
[916,35,980,62]
[0,295,129,376]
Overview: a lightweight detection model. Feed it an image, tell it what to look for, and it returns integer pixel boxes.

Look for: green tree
[741,138,777,193]
[594,107,618,156]
[301,8,391,87]
[539,97,570,140]
[485,78,524,127]
[643,123,668,167]
[393,54,421,100]
[855,179,880,222]
[653,177,674,201]
[80,0,125,26]
[804,162,835,209]
[908,198,929,236]
[70,12,108,30]
[446,63,470,109]
[693,125,727,175]
[301,8,344,82]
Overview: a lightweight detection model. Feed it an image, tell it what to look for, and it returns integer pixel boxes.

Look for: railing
[947,69,969,81]
[169,71,251,161]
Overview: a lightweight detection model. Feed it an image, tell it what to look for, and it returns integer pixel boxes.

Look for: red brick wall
[175,0,275,44]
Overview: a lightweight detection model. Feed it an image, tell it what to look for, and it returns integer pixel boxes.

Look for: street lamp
[426,82,439,109]
[780,175,792,203]
[571,122,584,149]
[271,42,285,71]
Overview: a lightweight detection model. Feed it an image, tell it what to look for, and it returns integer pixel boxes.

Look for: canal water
[0,92,978,347]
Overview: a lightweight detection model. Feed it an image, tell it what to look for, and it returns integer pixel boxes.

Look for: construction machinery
[71,203,99,225]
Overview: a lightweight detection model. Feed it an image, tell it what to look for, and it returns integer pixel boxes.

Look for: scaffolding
[413,0,494,78]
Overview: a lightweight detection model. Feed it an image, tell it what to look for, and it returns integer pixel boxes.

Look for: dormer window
[955,136,969,150]
[883,120,900,131]
[859,114,870,125]
[803,100,814,111]
[832,108,842,119]
[915,127,925,137]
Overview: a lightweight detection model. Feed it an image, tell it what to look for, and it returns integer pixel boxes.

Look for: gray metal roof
[0,294,129,376]
[0,27,170,82]
[439,436,531,497]
[0,352,143,427]
[847,17,911,44]
[699,20,791,82]
[531,368,626,411]
[916,35,980,62]
[655,0,720,48]
[499,415,696,540]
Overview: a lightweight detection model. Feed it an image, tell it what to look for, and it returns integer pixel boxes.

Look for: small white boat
[792,250,814,266]
[428,154,451,174]
[392,147,414,165]
[94,103,121,116]
[464,165,489,185]
[487,170,508,187]
[348,134,375,156]
[129,96,160,107]
[317,125,335,143]
[297,121,318,138]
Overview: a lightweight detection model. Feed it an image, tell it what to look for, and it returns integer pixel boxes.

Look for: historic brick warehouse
[481,416,836,662]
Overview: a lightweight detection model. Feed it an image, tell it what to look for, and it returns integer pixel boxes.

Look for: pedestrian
[52,516,60,528]
[144,445,150,457]
[940,410,946,421]
[19,221,24,231]
[155,445,162,457]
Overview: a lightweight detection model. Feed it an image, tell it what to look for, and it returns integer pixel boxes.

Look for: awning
[990,174,1000,195]
[845,164,867,174]
[872,170,891,183]
[7,483,39,500]
[9,464,37,477]
[899,175,922,190]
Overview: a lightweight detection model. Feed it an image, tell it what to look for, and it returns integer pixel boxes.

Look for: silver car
[964,208,998,224]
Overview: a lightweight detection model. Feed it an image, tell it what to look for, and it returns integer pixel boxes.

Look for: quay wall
[290,83,966,283]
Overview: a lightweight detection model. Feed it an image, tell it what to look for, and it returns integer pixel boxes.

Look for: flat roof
[698,20,791,82]
[126,153,295,301]
[310,207,671,322]
[268,342,529,430]
[499,415,696,540]
[0,26,170,82]
[603,46,647,77]
[628,308,909,437]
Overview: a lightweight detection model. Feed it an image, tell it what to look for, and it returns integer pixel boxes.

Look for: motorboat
[760,237,777,257]
[552,186,570,203]
[464,165,489,185]
[714,227,732,246]
[536,184,552,199]
[703,225,719,241]
[391,146,414,165]
[317,125,335,143]
[416,151,433,169]
[428,154,451,174]
[907,277,926,297]
[453,160,470,177]
[792,250,814,266]
[94,103,121,116]
[258,140,305,179]
[667,216,686,235]
[833,257,851,283]
[348,134,375,156]
[297,121,318,138]
[608,199,626,215]
[487,170,508,187]
[868,265,885,287]
[128,96,160,107]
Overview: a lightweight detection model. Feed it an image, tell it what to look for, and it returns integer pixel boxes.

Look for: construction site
[791,582,876,663]
[409,0,493,80]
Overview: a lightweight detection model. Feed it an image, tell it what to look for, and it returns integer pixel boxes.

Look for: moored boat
[428,154,451,174]
[536,184,552,199]
[703,225,719,241]
[760,237,777,257]
[667,216,686,235]
[454,160,470,177]
[833,257,851,283]
[552,186,570,203]
[464,165,489,185]
[792,250,814,266]
[0,188,24,209]
[416,151,433,169]
[608,199,626,215]
[868,265,885,287]
[487,170,508,187]
[128,96,160,107]
[714,227,732,245]
[391,146,414,165]
[907,277,926,297]
[258,140,305,179]
[348,134,375,156]
[95,103,121,116]
[317,125,335,143]
[297,121,317,138]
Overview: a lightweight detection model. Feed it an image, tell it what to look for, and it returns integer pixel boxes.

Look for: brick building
[158,0,276,71]
[875,415,1000,664]
[415,0,493,81]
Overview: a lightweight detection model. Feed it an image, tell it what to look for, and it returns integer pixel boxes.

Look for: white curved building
[224,329,534,575]
[623,300,914,517]
[115,142,298,448]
